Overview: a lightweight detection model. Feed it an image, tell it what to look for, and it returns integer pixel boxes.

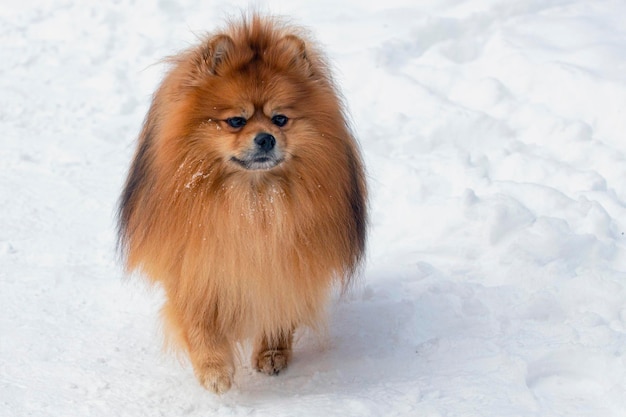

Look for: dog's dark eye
[271,115,289,127]
[226,117,247,128]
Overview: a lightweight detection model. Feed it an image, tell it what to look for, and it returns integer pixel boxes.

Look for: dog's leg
[252,329,294,375]
[187,329,234,394]
[162,301,234,394]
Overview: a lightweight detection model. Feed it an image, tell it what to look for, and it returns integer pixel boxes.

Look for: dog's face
[195,74,299,172]
[181,34,325,174]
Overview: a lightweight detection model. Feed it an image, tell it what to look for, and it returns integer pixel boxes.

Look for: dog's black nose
[254,133,276,152]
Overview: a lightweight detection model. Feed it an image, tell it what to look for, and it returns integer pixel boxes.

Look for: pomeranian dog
[117,13,366,394]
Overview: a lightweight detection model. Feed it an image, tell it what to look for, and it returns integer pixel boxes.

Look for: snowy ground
[2,0,626,416]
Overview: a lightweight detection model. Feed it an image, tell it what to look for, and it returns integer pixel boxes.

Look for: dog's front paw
[195,365,233,394]
[254,349,290,375]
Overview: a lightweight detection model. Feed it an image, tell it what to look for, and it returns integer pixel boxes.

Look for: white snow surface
[2,0,626,416]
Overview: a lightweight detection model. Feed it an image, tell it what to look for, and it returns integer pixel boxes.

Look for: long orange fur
[118,14,367,393]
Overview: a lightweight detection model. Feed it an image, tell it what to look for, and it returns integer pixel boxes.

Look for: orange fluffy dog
[117,14,367,394]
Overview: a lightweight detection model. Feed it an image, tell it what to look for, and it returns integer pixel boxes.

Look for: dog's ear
[198,34,235,76]
[275,35,313,77]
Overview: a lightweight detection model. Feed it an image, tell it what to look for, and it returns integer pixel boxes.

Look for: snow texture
[2,0,626,416]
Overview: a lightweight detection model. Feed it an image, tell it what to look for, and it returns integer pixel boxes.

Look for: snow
[2,0,626,415]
